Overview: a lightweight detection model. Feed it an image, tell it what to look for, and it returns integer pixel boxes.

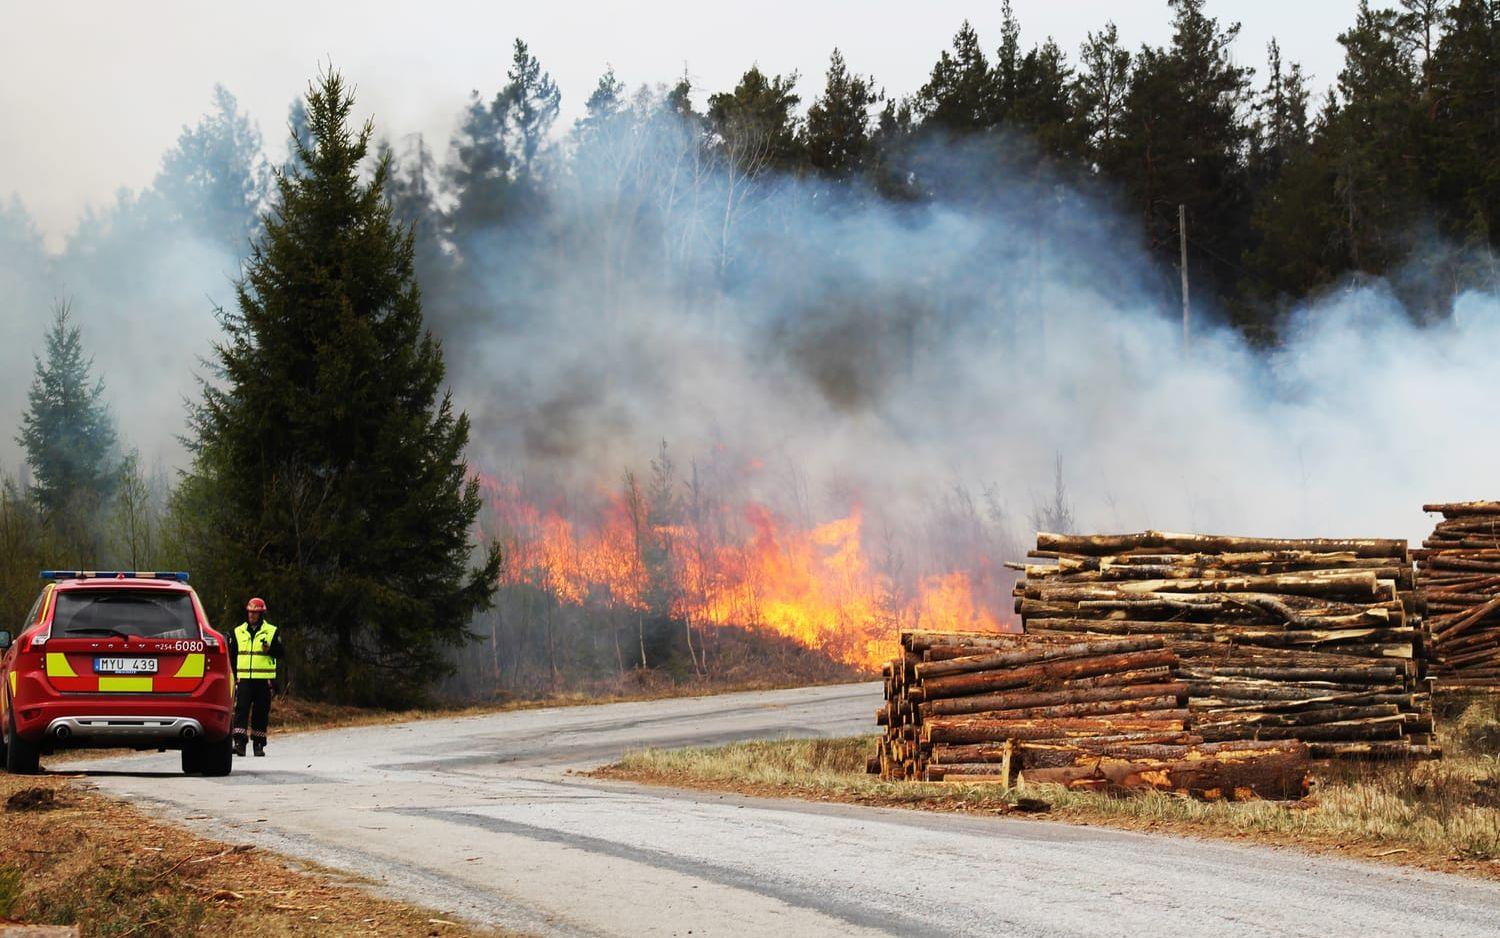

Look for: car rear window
[50,590,200,640]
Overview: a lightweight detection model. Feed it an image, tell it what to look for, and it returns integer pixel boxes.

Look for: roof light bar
[39,571,190,582]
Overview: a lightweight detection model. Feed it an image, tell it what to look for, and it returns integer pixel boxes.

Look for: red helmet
[246,597,267,613]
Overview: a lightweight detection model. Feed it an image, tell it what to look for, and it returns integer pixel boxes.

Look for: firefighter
[229,597,283,757]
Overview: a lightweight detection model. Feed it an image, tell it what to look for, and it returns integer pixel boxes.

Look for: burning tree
[459,443,1016,697]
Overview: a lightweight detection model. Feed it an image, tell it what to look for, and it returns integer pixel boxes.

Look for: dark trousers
[233,679,273,742]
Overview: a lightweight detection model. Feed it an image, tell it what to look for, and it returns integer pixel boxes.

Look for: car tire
[191,736,233,778]
[180,744,202,775]
[5,707,40,775]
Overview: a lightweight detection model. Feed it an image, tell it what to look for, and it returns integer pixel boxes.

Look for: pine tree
[574,67,627,144]
[154,85,269,251]
[447,89,512,241]
[707,66,803,174]
[1012,38,1082,160]
[447,39,559,243]
[916,21,994,134]
[381,133,449,291]
[1325,2,1425,274]
[1242,51,1337,338]
[1428,0,1499,248]
[190,71,500,705]
[1106,0,1255,298]
[801,49,881,180]
[992,2,1025,124]
[1074,23,1133,164]
[498,39,561,186]
[1248,40,1312,186]
[17,303,119,538]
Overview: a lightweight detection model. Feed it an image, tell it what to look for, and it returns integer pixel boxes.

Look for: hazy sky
[3,1,1359,244]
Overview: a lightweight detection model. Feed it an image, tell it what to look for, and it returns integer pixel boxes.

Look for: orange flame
[481,477,1012,670]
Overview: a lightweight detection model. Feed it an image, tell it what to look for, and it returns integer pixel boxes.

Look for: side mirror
[0,631,11,651]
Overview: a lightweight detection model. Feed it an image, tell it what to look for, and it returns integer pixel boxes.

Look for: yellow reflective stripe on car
[173,654,205,679]
[97,677,154,693]
[45,652,77,677]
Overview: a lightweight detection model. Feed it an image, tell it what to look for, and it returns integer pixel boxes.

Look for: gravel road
[70,682,1500,936]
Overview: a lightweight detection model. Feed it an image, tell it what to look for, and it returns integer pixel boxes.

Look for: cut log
[1035,530,1406,559]
[917,678,1182,719]
[1018,742,1309,800]
[923,686,1185,719]
[914,649,1178,700]
[923,713,1190,744]
[914,637,1164,679]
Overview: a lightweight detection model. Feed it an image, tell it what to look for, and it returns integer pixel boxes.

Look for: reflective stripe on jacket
[234,621,279,679]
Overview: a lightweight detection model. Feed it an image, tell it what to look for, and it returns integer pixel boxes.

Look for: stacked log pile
[1016,530,1437,760]
[873,629,1309,798]
[1416,502,1500,689]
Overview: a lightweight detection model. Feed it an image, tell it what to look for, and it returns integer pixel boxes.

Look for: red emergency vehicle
[0,572,234,775]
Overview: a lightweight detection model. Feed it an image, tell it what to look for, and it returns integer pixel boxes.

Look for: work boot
[253,742,266,757]
[232,736,247,757]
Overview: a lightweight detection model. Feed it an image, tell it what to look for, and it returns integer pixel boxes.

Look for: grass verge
[0,773,513,937]
[594,695,1500,882]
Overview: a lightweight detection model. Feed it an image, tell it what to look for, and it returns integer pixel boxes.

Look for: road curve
[70,683,1500,937]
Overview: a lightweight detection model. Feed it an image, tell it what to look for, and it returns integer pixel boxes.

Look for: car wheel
[180,744,202,775]
[195,736,233,778]
[5,707,40,775]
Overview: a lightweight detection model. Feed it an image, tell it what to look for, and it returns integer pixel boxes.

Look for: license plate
[94,657,158,675]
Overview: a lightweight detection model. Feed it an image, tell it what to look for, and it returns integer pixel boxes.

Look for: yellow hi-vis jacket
[233,621,279,679]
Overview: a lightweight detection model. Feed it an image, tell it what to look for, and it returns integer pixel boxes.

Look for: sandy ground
[65,682,1500,937]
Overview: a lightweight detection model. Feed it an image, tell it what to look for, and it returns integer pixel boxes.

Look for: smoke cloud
[2,88,1494,563]
[446,124,1496,552]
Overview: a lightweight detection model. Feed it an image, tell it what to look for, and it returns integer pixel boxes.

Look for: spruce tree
[190,70,500,705]
[17,303,119,531]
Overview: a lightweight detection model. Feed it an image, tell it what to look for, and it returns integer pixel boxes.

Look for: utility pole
[1179,204,1191,353]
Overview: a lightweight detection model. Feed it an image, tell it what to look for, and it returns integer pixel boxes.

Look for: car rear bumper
[10,682,233,748]
[44,715,208,748]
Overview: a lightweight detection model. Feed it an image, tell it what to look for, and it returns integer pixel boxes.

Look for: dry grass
[0,774,515,937]
[596,694,1500,880]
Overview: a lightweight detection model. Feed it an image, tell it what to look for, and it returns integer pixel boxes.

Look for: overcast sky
[3,1,1361,244]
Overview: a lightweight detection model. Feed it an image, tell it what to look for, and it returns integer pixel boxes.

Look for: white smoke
[447,124,1497,551]
[2,89,1495,560]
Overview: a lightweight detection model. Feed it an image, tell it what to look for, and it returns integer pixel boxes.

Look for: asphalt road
[68,682,1500,937]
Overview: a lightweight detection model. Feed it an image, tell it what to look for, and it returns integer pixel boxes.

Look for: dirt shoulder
[0,773,515,937]
[593,713,1500,884]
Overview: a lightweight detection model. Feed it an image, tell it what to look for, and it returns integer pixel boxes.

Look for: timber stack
[873,629,1310,799]
[1416,502,1500,689]
[1016,530,1437,760]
